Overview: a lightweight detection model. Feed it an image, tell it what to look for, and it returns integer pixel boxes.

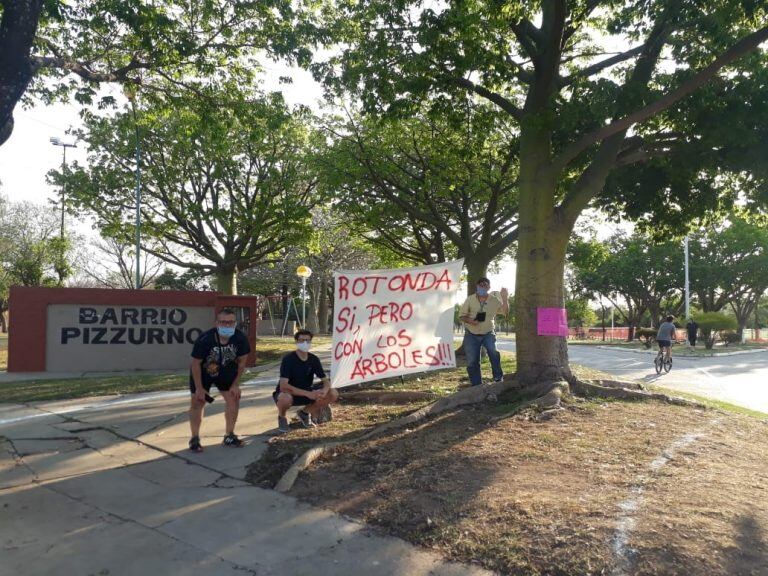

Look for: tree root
[570,380,704,407]
[273,375,703,493]
[274,378,519,492]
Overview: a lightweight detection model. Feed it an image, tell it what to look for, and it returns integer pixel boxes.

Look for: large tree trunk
[0,0,44,147]
[215,267,238,295]
[514,158,572,385]
[464,254,490,296]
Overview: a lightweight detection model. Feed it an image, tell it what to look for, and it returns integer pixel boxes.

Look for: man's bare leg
[221,390,240,436]
[189,397,205,437]
[306,389,339,419]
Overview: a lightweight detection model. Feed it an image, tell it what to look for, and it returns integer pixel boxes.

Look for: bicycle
[654,347,672,374]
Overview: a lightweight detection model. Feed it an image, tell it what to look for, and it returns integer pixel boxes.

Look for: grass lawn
[249,353,768,576]
[0,334,332,404]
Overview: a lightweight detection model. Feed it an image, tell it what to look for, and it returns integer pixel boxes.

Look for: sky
[0,62,521,292]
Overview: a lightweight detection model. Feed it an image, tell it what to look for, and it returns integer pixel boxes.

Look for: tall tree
[689,214,768,336]
[570,233,682,340]
[77,236,164,289]
[315,1,768,386]
[0,0,310,145]
[320,106,518,289]
[58,87,318,294]
[0,197,74,289]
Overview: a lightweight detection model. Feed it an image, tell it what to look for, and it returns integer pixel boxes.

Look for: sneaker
[277,416,290,434]
[189,436,203,453]
[222,433,244,447]
[297,409,316,428]
[493,376,504,383]
[315,404,333,425]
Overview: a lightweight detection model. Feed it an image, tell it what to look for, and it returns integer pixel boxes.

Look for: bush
[721,330,741,346]
[635,327,657,349]
[695,312,738,349]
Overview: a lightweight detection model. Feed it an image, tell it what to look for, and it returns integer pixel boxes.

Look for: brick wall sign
[7,287,260,373]
[46,305,213,372]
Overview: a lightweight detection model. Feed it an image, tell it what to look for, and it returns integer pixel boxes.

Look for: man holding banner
[458,277,509,386]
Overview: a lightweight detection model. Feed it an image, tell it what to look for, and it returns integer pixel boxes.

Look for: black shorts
[273,383,322,406]
[189,379,235,394]
[657,340,671,349]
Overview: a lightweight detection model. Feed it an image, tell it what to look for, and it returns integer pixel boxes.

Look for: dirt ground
[264,395,768,576]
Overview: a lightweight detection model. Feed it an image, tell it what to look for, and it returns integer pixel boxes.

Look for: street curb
[594,345,768,358]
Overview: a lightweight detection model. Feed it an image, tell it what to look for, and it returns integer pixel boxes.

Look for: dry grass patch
[281,399,767,576]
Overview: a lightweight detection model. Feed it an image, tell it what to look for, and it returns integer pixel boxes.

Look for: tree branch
[553,25,768,172]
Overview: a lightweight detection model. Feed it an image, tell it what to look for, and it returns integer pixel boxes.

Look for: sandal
[189,436,203,453]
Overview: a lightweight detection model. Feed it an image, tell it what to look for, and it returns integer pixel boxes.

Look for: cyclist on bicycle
[656,315,677,362]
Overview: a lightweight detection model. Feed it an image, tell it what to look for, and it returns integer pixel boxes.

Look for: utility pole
[49,137,77,239]
[684,236,690,321]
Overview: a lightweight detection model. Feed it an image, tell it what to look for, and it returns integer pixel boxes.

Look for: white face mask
[296,341,311,353]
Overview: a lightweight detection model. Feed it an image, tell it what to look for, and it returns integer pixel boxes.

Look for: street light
[684,235,690,321]
[49,136,77,240]
[124,86,142,290]
[296,265,313,328]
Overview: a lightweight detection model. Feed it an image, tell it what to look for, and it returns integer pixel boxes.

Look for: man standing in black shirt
[189,308,251,452]
[273,329,338,434]
[686,318,699,347]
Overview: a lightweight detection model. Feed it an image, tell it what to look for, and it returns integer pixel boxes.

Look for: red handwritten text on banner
[331,260,463,386]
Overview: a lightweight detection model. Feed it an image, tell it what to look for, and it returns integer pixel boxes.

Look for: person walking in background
[686,318,699,347]
[458,277,509,386]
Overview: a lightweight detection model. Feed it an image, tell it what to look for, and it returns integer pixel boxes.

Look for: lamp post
[296,265,313,329]
[124,86,142,290]
[684,235,690,321]
[49,137,77,239]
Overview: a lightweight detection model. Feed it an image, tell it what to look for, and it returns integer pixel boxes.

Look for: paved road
[495,339,768,414]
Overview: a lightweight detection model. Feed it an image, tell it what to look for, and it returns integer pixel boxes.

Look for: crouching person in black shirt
[188,308,251,452]
[273,329,338,434]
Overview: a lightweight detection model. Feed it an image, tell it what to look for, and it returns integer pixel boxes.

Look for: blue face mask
[476,287,489,297]
[217,326,235,338]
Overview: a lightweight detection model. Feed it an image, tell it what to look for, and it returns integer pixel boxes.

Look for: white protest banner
[331,259,464,386]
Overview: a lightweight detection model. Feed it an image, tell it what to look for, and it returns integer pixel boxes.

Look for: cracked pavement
[0,373,491,576]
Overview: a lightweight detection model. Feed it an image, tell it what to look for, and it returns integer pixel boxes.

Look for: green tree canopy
[689,213,768,334]
[57,87,319,294]
[1,0,313,144]
[319,105,518,290]
[569,233,683,340]
[312,0,768,384]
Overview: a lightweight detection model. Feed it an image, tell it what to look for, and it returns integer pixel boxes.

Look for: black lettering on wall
[147,328,165,344]
[167,328,184,344]
[110,328,127,344]
[186,328,203,344]
[61,327,81,344]
[91,328,108,344]
[141,309,159,325]
[168,308,187,326]
[79,308,98,324]
[101,308,118,325]
[128,328,146,344]
[121,308,139,325]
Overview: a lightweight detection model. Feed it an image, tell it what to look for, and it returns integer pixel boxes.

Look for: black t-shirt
[190,328,251,388]
[275,351,326,394]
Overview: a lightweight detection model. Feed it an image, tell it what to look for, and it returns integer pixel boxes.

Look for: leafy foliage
[695,312,738,349]
[56,86,319,294]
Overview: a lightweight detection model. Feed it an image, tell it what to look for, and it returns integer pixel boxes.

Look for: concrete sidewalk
[0,365,490,576]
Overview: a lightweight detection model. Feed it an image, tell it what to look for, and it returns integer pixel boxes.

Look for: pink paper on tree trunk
[537,307,569,337]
